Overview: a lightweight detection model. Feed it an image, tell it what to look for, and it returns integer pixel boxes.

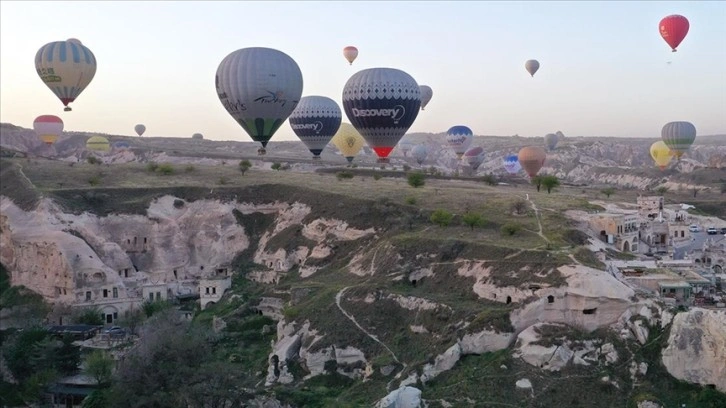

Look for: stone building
[199,276,232,309]
[589,213,639,252]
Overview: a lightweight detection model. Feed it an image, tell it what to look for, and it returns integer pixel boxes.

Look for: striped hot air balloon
[661,121,696,159]
[35,39,97,112]
[289,95,342,159]
[33,115,63,145]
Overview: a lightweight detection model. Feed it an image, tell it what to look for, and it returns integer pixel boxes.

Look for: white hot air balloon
[411,144,428,166]
[419,85,433,110]
[216,47,303,154]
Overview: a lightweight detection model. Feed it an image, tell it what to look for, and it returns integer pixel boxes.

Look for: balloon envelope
[342,67,421,161]
[113,141,130,150]
[525,59,540,77]
[134,124,146,136]
[503,154,522,174]
[411,144,428,165]
[86,136,110,152]
[35,39,97,111]
[659,15,689,52]
[216,47,303,153]
[192,133,203,140]
[650,141,673,170]
[33,115,63,145]
[419,85,433,110]
[331,123,365,163]
[661,121,696,159]
[343,46,358,65]
[518,146,546,178]
[544,133,558,151]
[446,126,473,158]
[463,146,485,170]
[289,95,342,158]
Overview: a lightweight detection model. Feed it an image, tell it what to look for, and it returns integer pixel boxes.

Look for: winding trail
[335,286,408,391]
[525,195,550,244]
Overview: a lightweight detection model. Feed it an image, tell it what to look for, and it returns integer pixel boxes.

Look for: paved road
[673,231,725,260]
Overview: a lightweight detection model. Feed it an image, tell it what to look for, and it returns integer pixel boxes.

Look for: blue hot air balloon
[288,95,342,159]
[503,154,522,174]
[446,126,473,159]
[342,68,421,162]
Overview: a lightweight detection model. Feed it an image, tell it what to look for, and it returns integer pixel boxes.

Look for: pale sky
[1,1,725,142]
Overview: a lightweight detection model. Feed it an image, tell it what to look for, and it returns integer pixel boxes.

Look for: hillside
[0,152,725,407]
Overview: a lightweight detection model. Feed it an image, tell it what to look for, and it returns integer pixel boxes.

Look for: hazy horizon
[1,1,725,142]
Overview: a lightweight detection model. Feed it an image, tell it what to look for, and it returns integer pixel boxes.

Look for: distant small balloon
[411,144,428,166]
[503,154,522,175]
[525,59,540,77]
[463,146,485,171]
[419,85,433,110]
[446,126,473,159]
[650,140,673,170]
[661,121,696,159]
[192,133,203,140]
[134,124,146,137]
[343,46,358,65]
[518,146,546,178]
[86,136,110,152]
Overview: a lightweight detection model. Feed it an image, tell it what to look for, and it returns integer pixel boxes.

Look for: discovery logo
[290,121,324,134]
[351,105,405,124]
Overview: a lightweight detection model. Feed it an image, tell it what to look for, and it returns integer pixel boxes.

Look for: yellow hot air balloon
[86,136,110,152]
[331,123,365,163]
[650,141,673,170]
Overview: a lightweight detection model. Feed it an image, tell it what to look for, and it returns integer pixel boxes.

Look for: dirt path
[525,195,551,244]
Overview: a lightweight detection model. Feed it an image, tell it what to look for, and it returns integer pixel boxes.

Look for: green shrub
[146,162,159,172]
[430,209,453,227]
[157,163,174,175]
[407,171,425,188]
[501,222,522,236]
[405,196,417,205]
[336,171,354,180]
[373,174,382,181]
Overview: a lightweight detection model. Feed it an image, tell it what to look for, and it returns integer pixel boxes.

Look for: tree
[407,171,425,188]
[430,209,453,227]
[462,213,486,230]
[501,222,522,236]
[540,175,560,193]
[531,175,543,192]
[691,187,699,198]
[271,162,282,171]
[656,186,669,195]
[480,174,498,186]
[85,350,114,387]
[511,199,528,215]
[118,308,144,336]
[238,160,251,175]
[74,307,104,325]
[601,187,615,198]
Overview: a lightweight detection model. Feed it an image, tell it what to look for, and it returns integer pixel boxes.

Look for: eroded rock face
[661,309,726,393]
[375,386,422,408]
[511,265,635,333]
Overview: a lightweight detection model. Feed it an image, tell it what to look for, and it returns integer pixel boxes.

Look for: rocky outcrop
[661,309,726,392]
[510,265,635,333]
[375,386,422,408]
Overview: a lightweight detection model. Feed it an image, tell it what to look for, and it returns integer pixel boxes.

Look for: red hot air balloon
[659,15,689,52]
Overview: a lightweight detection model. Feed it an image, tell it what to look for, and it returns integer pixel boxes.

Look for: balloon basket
[257,148,266,156]
[63,107,72,112]
[377,158,390,164]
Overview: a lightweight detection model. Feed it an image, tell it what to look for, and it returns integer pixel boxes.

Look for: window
[103,289,108,298]
[583,308,597,315]
[86,291,92,301]
[113,287,118,298]
[206,287,210,294]
[212,287,216,295]
[156,292,161,301]
[144,237,147,244]
[149,293,154,301]
[547,295,554,304]
[113,312,118,320]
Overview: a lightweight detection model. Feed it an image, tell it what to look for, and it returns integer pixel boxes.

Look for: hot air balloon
[518,146,546,178]
[113,141,130,151]
[342,68,421,163]
[331,123,365,164]
[398,138,414,157]
[503,154,522,174]
[35,39,97,112]
[650,141,673,170]
[411,144,428,166]
[544,133,558,151]
[289,95,342,159]
[446,126,473,159]
[661,121,696,159]
[464,146,485,171]
[343,46,358,65]
[192,133,204,140]
[659,15,689,52]
[33,115,63,146]
[216,47,303,155]
[419,85,433,110]
[134,124,146,137]
[86,136,110,152]
[525,59,540,77]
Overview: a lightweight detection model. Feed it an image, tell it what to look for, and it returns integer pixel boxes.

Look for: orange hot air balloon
[343,46,358,65]
[518,146,546,178]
